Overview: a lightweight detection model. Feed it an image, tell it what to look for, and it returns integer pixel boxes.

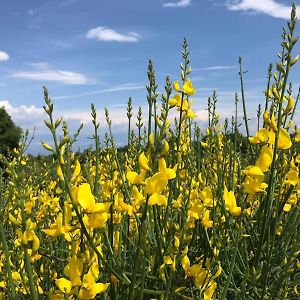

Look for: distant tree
[0,107,21,154]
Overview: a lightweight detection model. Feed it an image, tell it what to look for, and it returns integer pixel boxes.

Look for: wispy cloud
[163,0,191,8]
[194,65,236,71]
[226,0,299,19]
[11,63,91,85]
[0,51,9,61]
[86,26,140,42]
[54,83,144,100]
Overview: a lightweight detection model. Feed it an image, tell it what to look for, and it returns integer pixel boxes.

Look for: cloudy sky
[0,0,300,154]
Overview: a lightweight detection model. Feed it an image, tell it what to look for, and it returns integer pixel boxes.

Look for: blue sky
[0,0,299,154]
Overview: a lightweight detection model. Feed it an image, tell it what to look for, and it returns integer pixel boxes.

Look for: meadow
[0,3,300,300]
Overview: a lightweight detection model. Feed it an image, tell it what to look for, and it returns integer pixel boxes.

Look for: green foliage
[0,107,21,154]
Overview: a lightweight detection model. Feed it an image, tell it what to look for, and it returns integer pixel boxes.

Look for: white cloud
[0,51,9,61]
[163,0,191,8]
[11,66,91,85]
[226,0,299,19]
[86,26,140,42]
[194,65,236,71]
[0,100,44,121]
[54,83,144,100]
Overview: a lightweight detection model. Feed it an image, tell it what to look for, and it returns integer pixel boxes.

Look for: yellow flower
[183,79,196,95]
[64,255,84,286]
[285,170,299,186]
[42,213,73,239]
[139,152,150,171]
[249,128,269,144]
[158,158,176,180]
[244,175,268,194]
[78,266,110,299]
[203,280,217,300]
[187,109,196,119]
[199,186,213,207]
[75,183,111,214]
[201,209,213,229]
[224,186,241,216]
[173,80,181,92]
[255,145,273,172]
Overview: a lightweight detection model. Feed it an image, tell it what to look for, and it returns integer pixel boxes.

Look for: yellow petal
[181,255,190,271]
[126,171,140,184]
[56,278,72,294]
[71,159,81,181]
[77,183,95,212]
[278,128,292,150]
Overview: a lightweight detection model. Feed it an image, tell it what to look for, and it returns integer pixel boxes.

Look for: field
[0,4,300,300]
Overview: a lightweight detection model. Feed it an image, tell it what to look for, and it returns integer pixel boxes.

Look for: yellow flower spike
[55,278,72,294]
[139,152,150,171]
[173,80,181,92]
[256,145,273,172]
[278,128,292,149]
[224,186,241,216]
[183,79,196,95]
